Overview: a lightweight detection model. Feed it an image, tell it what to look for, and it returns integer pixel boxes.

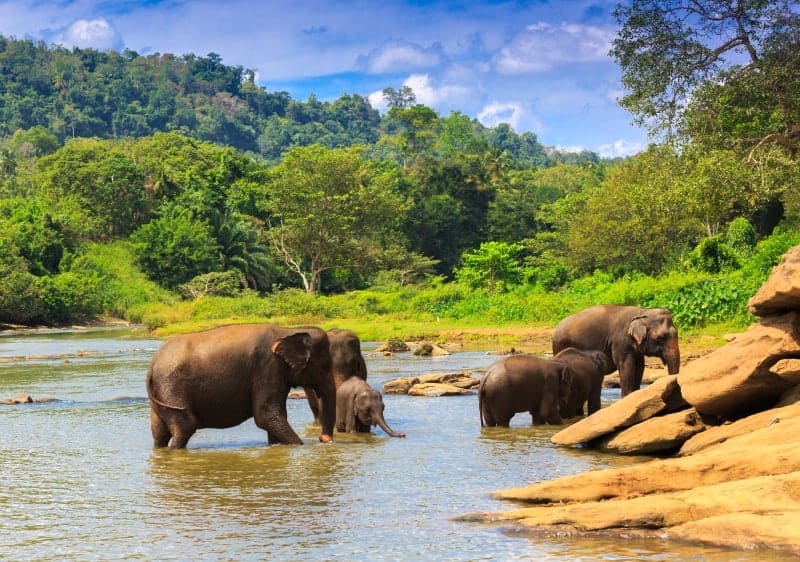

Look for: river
[0,327,792,561]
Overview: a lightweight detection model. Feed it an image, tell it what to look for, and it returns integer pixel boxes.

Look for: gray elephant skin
[306,328,367,423]
[146,324,336,449]
[335,377,405,437]
[478,355,573,427]
[553,347,609,418]
[552,305,680,397]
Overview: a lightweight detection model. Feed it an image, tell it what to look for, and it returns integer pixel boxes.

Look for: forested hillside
[0,35,571,166]
[1,1,798,330]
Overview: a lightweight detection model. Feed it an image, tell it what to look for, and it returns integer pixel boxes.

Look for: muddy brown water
[0,328,793,561]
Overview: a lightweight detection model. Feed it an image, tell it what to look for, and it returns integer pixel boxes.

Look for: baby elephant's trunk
[375,410,405,438]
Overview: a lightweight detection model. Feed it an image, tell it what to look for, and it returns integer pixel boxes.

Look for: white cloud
[596,139,645,158]
[367,73,470,114]
[359,41,441,73]
[553,144,587,153]
[495,21,615,74]
[367,89,388,112]
[477,102,525,129]
[405,74,469,107]
[57,18,121,51]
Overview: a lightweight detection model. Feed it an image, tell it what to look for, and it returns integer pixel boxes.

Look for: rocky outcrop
[383,372,481,396]
[677,312,800,418]
[747,245,800,316]
[461,245,800,555]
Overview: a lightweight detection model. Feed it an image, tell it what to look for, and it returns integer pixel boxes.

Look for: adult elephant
[478,355,573,427]
[336,377,405,437]
[553,347,609,418]
[552,305,680,397]
[146,324,335,449]
[306,328,367,423]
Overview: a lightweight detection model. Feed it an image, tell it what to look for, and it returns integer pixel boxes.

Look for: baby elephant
[336,378,406,437]
[554,347,609,418]
[479,355,572,427]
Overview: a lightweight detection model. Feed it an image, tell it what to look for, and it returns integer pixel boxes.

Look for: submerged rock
[383,371,480,395]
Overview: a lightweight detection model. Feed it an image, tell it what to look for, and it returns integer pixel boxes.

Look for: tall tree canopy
[259,144,409,293]
[612,0,800,153]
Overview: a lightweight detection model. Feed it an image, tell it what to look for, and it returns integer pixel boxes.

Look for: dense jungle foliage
[1,1,799,332]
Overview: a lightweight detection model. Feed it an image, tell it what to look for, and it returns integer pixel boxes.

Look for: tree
[678,147,777,236]
[35,137,148,238]
[402,157,495,276]
[259,145,409,293]
[612,0,800,153]
[130,204,221,289]
[380,105,440,168]
[565,146,698,275]
[455,241,524,293]
[382,86,416,109]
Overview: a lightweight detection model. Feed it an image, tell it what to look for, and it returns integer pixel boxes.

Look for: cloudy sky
[0,0,649,157]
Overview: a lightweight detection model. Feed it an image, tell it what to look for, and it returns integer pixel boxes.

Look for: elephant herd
[146,305,680,448]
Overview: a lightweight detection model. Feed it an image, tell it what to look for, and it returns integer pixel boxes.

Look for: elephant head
[271,330,336,442]
[354,390,404,437]
[628,308,680,375]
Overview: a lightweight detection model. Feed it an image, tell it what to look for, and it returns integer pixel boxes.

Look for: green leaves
[613,0,800,153]
[260,144,409,293]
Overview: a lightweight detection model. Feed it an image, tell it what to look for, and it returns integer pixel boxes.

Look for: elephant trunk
[663,337,680,375]
[374,411,404,438]
[317,376,337,442]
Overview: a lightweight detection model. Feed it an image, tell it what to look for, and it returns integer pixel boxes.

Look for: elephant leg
[150,409,171,448]
[166,411,199,449]
[305,387,321,424]
[619,355,645,397]
[481,405,508,427]
[255,407,303,445]
[587,385,602,415]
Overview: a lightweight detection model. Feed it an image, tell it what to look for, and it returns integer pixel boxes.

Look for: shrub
[725,217,756,256]
[686,236,741,273]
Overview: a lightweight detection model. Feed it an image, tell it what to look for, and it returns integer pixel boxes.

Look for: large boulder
[595,408,707,455]
[678,312,800,419]
[550,375,687,446]
[748,245,800,316]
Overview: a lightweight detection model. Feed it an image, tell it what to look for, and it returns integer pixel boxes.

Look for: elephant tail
[146,369,186,411]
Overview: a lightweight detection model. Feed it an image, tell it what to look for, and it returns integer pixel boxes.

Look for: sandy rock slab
[551,375,687,446]
[459,401,800,555]
[460,471,800,554]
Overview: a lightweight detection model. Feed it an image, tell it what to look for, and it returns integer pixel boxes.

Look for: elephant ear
[271,332,313,375]
[559,365,573,392]
[628,315,649,348]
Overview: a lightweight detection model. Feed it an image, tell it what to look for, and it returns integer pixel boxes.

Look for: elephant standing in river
[553,347,609,418]
[478,355,573,427]
[146,324,335,449]
[336,377,405,437]
[306,328,367,423]
[552,305,680,397]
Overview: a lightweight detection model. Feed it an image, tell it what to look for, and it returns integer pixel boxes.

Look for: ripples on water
[0,329,794,561]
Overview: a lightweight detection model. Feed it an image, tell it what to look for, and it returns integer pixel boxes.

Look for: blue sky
[0,0,649,157]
